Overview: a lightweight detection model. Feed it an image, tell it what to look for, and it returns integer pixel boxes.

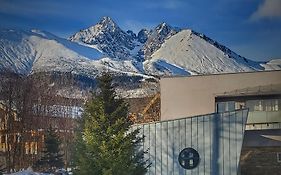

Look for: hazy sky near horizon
[0,0,281,61]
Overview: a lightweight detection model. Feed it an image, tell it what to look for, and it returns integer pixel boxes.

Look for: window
[14,133,21,143]
[235,101,246,110]
[264,100,272,111]
[217,101,235,112]
[277,153,281,163]
[246,98,281,112]
[25,142,30,154]
[0,135,5,143]
[254,100,263,111]
[30,142,38,154]
[0,143,6,152]
[273,99,279,111]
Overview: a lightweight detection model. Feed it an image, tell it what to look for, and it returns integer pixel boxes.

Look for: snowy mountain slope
[0,28,160,98]
[144,30,264,75]
[0,29,104,76]
[0,28,161,97]
[0,28,154,79]
[1,22,277,79]
[0,29,37,74]
[261,59,281,70]
[1,19,280,98]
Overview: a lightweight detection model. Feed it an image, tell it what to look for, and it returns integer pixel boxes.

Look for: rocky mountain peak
[66,17,267,74]
[155,22,171,34]
[139,22,180,60]
[97,16,119,32]
[137,29,150,43]
[69,16,138,60]
[100,16,114,24]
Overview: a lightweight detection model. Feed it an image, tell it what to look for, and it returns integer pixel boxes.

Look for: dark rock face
[137,29,150,43]
[140,23,179,60]
[69,17,180,61]
[69,17,137,60]
[127,30,137,39]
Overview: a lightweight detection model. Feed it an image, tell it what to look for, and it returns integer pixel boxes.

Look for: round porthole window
[178,148,200,169]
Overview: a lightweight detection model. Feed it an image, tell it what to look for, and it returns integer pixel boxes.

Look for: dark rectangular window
[277,153,281,163]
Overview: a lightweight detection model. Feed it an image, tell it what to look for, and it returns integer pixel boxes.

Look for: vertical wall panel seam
[172,120,174,175]
[235,112,237,172]
[191,118,193,147]
[185,119,187,175]
[197,116,199,175]
[209,115,212,174]
[176,120,179,174]
[203,116,206,175]
[155,123,156,175]
[222,114,224,175]
[148,124,151,175]
[166,122,169,173]
[228,112,231,175]
[160,122,162,175]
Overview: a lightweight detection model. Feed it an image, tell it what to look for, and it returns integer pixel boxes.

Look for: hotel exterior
[136,70,280,174]
[156,70,281,174]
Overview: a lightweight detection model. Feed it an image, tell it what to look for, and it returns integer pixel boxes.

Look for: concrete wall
[160,71,281,121]
[135,109,248,175]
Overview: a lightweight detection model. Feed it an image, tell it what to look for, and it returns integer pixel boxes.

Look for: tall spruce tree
[35,127,64,172]
[74,73,147,175]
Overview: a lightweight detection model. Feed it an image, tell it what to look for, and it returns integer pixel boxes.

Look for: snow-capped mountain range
[0,16,280,97]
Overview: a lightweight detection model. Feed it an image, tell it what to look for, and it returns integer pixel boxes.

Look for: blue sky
[0,0,280,61]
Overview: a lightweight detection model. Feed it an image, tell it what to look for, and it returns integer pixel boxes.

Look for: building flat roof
[161,70,281,80]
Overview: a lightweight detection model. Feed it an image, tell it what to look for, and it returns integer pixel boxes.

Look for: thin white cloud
[250,0,281,21]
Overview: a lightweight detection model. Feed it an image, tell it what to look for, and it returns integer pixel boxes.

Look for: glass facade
[134,109,248,175]
[216,96,281,130]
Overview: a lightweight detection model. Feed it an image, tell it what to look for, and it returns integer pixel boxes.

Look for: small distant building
[0,98,81,171]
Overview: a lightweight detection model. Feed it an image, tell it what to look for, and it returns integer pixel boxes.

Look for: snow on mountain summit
[144,29,263,75]
[1,17,279,79]
[68,17,267,76]
[69,17,181,62]
[69,17,140,60]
